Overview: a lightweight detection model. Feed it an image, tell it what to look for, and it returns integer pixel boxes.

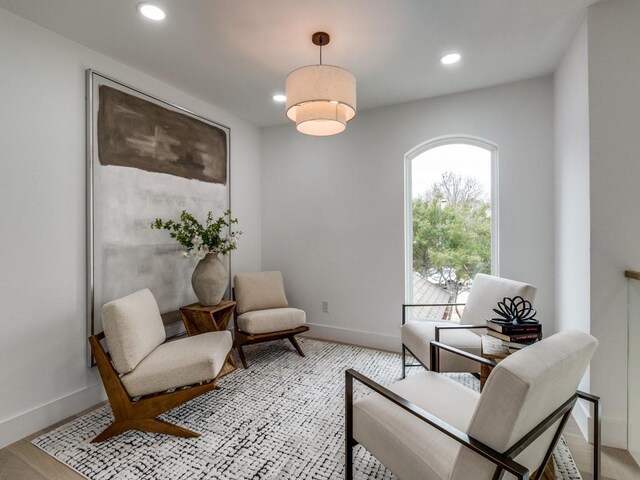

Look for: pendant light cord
[319,44,323,65]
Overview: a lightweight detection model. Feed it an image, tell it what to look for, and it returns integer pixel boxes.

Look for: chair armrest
[429,325,488,372]
[429,340,495,373]
[345,369,530,480]
[434,324,486,342]
[402,303,466,325]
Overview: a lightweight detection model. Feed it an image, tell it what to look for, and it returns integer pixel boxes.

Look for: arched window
[405,136,498,321]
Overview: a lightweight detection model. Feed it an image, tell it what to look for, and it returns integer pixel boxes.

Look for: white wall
[553,18,591,435]
[586,0,640,449]
[262,77,555,351]
[0,8,262,448]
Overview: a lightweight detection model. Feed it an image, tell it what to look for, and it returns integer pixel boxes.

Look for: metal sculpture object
[491,296,538,325]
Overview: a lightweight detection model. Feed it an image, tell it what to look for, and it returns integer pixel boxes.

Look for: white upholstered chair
[233,271,308,368]
[346,331,601,480]
[401,273,537,376]
[88,288,233,442]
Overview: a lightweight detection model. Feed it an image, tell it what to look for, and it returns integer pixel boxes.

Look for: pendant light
[285,32,356,136]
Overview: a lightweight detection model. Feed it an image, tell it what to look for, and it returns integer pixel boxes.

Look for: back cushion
[102,289,166,374]
[450,331,598,480]
[462,273,537,326]
[234,271,289,314]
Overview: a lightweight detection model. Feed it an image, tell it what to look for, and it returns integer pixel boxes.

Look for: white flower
[196,245,210,260]
[192,235,203,246]
[184,244,210,260]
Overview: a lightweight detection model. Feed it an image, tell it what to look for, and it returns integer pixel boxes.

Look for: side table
[180,300,237,377]
[480,334,510,390]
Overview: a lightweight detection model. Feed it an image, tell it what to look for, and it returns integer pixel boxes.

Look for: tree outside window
[409,143,493,319]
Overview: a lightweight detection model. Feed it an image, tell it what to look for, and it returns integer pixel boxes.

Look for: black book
[486,319,542,334]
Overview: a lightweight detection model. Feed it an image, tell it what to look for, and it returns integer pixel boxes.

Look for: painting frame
[86,69,231,366]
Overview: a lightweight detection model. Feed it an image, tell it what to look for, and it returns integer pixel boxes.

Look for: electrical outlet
[322,300,329,313]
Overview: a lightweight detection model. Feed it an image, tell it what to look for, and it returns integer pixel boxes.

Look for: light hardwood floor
[563,418,640,480]
[1,404,638,479]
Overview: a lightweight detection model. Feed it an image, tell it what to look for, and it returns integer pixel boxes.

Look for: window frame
[404,135,500,304]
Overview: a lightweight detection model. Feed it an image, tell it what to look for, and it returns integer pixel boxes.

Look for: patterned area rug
[33,338,582,479]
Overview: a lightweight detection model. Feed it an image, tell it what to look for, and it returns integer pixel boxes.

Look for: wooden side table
[480,334,510,390]
[180,300,237,377]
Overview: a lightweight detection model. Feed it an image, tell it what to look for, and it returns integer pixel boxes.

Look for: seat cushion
[353,372,480,480]
[102,289,166,374]
[237,307,306,335]
[402,321,482,372]
[121,330,232,397]
[234,271,289,314]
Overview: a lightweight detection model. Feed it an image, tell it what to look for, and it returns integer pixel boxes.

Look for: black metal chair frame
[346,340,602,480]
[402,302,482,378]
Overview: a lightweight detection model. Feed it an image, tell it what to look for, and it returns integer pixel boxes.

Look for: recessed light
[137,3,166,21]
[440,53,461,65]
[272,94,287,102]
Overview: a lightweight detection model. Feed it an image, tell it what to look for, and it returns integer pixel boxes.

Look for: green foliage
[413,175,491,285]
[151,209,241,257]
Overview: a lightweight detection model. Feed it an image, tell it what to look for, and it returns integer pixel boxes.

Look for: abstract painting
[97,85,227,184]
[87,70,230,363]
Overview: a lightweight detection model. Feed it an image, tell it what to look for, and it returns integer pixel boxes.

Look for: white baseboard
[302,323,401,353]
[0,383,106,449]
[602,416,627,449]
[571,398,627,449]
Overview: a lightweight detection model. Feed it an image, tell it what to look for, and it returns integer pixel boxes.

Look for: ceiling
[1,0,596,127]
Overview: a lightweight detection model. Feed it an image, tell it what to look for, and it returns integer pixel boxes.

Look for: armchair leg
[91,418,200,443]
[345,371,354,480]
[576,391,601,480]
[402,345,407,379]
[288,335,305,357]
[237,345,248,369]
[345,441,354,480]
[135,418,200,438]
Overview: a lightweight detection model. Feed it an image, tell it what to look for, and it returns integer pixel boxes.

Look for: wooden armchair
[233,271,308,368]
[88,289,233,442]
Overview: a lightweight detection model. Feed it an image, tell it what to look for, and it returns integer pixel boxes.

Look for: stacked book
[486,320,542,352]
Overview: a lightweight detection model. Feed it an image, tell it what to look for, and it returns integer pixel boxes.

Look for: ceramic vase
[191,253,228,306]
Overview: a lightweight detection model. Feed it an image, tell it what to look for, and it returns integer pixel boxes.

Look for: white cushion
[237,307,306,335]
[450,331,598,480]
[462,273,537,326]
[121,331,232,397]
[102,289,166,374]
[234,271,289,314]
[402,321,482,372]
[353,372,480,480]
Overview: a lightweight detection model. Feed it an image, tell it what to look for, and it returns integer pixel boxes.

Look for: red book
[487,330,542,342]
